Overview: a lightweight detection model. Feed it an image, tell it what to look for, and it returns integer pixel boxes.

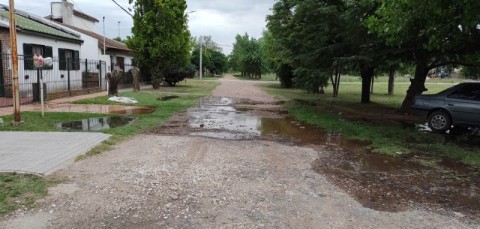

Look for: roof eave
[22,30,84,45]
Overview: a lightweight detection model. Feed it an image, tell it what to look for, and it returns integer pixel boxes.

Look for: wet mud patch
[56,116,134,131]
[150,96,480,219]
[313,149,480,218]
[34,104,156,115]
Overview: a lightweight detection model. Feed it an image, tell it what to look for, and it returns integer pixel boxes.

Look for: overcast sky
[10,0,275,54]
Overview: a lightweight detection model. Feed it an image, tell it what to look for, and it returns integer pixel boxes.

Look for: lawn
[233,73,278,81]
[264,77,480,168]
[0,79,219,215]
[0,173,60,215]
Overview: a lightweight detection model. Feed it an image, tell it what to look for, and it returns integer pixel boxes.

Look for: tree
[190,36,228,76]
[113,37,127,43]
[267,0,386,98]
[230,33,263,79]
[368,0,480,112]
[127,0,191,88]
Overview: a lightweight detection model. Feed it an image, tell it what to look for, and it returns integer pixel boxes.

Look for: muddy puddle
[153,96,480,218]
[33,104,156,115]
[56,116,133,131]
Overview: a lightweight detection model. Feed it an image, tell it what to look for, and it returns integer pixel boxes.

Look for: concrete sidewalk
[0,87,155,175]
[0,131,110,175]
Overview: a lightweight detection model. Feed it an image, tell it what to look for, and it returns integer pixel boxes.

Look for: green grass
[233,73,278,82]
[0,173,60,215]
[0,79,219,215]
[264,79,480,168]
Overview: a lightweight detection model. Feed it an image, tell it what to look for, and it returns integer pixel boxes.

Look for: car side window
[447,85,480,101]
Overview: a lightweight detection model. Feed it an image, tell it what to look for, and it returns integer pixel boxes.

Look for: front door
[116,56,124,71]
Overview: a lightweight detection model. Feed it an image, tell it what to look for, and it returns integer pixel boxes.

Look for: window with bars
[59,48,80,70]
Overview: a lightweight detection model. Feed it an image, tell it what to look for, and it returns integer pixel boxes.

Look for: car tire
[428,110,452,132]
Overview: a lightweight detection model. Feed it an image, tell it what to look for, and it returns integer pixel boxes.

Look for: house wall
[17,33,83,93]
[70,16,96,32]
[54,23,100,60]
[109,52,133,70]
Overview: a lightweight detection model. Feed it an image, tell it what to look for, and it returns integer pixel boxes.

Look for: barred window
[23,43,53,70]
[59,48,80,70]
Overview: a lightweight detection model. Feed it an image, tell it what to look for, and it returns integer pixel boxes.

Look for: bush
[461,66,480,80]
[293,68,329,94]
[277,64,294,88]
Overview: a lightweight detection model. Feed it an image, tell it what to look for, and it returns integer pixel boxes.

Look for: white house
[0,4,87,104]
[47,0,134,74]
[50,0,98,32]
[0,1,135,107]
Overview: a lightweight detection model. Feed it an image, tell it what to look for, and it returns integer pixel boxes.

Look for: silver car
[412,82,480,132]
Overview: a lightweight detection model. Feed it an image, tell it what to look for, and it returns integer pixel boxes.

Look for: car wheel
[428,110,452,132]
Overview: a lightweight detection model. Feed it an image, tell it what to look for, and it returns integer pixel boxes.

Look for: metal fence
[0,54,107,107]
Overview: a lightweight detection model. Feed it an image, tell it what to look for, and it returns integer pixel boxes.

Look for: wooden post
[8,0,21,124]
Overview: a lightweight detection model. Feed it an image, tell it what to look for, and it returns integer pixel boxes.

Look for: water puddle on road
[156,96,480,218]
[56,116,134,131]
[35,104,156,115]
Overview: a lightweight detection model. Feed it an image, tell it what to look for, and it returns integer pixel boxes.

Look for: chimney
[50,0,74,25]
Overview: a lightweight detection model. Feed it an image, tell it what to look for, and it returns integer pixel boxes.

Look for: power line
[111,0,133,18]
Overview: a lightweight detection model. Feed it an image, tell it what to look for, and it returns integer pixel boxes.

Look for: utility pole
[199,36,203,80]
[103,16,106,55]
[9,0,21,124]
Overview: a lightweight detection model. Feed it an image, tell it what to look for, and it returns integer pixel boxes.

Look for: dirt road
[1,75,478,228]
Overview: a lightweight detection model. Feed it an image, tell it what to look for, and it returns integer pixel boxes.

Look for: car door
[445,84,480,126]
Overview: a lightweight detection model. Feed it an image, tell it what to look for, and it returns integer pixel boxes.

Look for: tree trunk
[319,86,325,94]
[331,64,342,97]
[400,60,429,113]
[388,67,395,95]
[360,64,374,103]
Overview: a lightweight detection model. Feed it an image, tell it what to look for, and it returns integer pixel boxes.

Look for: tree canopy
[229,33,263,79]
[127,0,191,88]
[190,36,228,76]
[264,0,480,111]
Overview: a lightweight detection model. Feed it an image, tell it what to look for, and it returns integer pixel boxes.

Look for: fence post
[35,68,40,101]
[85,59,88,89]
[99,60,102,89]
[67,58,71,96]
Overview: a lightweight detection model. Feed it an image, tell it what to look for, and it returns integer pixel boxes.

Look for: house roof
[0,20,8,29]
[60,23,132,53]
[73,9,99,23]
[0,5,83,43]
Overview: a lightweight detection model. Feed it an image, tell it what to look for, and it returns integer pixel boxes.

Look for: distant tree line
[190,36,228,77]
